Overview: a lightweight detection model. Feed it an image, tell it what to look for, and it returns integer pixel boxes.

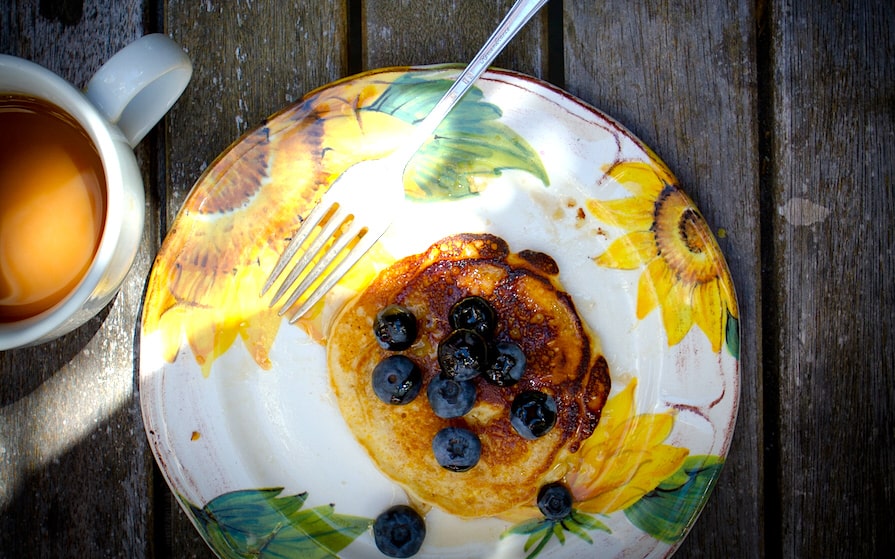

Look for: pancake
[327,233,610,518]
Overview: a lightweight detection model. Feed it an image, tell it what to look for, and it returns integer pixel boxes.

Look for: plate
[139,66,739,559]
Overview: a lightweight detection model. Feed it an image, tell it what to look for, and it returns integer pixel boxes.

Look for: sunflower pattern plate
[139,66,739,559]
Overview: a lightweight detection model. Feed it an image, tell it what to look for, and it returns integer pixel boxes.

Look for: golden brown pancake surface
[327,233,610,518]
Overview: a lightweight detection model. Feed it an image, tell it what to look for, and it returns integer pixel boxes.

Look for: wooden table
[1,1,892,557]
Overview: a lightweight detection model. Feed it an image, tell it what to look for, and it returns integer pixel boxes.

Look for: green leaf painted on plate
[368,72,550,201]
[726,311,740,359]
[624,455,725,544]
[503,517,550,537]
[184,488,372,559]
[501,509,609,559]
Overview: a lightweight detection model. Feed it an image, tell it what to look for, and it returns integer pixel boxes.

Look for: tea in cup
[0,95,106,322]
[0,34,192,349]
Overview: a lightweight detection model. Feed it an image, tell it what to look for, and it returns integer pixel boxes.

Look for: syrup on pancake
[327,233,610,518]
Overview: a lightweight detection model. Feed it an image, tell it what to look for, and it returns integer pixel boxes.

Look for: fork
[263,0,549,322]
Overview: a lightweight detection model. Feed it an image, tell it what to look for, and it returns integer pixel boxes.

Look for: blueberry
[449,296,497,338]
[427,374,477,418]
[484,342,526,387]
[437,329,489,381]
[374,304,418,351]
[372,355,422,405]
[432,427,481,472]
[510,390,557,439]
[372,505,426,558]
[537,482,573,520]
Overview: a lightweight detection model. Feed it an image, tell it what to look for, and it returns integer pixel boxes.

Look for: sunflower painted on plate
[504,378,726,557]
[564,378,687,514]
[141,78,403,375]
[141,68,548,375]
[586,149,738,354]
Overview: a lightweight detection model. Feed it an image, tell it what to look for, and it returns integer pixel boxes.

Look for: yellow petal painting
[587,148,738,352]
[142,76,403,375]
[565,379,688,515]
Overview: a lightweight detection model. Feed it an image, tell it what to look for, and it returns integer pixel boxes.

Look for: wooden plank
[159,2,349,556]
[363,0,549,78]
[766,0,895,556]
[564,2,763,557]
[0,0,155,556]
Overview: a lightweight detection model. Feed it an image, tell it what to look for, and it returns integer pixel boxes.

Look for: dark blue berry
[427,374,477,418]
[372,355,422,405]
[484,342,526,386]
[432,427,481,472]
[372,505,426,558]
[374,304,418,351]
[537,482,573,520]
[449,296,497,338]
[510,390,557,439]
[437,329,488,381]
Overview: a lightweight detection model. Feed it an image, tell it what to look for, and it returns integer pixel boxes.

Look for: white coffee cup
[0,34,191,350]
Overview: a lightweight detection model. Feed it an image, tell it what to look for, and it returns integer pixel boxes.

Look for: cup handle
[84,34,192,148]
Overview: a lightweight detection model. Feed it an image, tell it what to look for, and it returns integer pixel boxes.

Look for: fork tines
[262,201,368,322]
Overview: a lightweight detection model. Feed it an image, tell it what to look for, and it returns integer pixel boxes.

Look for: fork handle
[401,0,550,159]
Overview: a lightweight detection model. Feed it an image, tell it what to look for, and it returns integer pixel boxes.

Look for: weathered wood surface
[764,1,895,556]
[1,0,892,558]
[0,1,155,557]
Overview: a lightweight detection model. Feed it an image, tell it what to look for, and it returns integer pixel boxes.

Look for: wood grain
[765,0,895,556]
[363,0,548,78]
[0,1,154,557]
